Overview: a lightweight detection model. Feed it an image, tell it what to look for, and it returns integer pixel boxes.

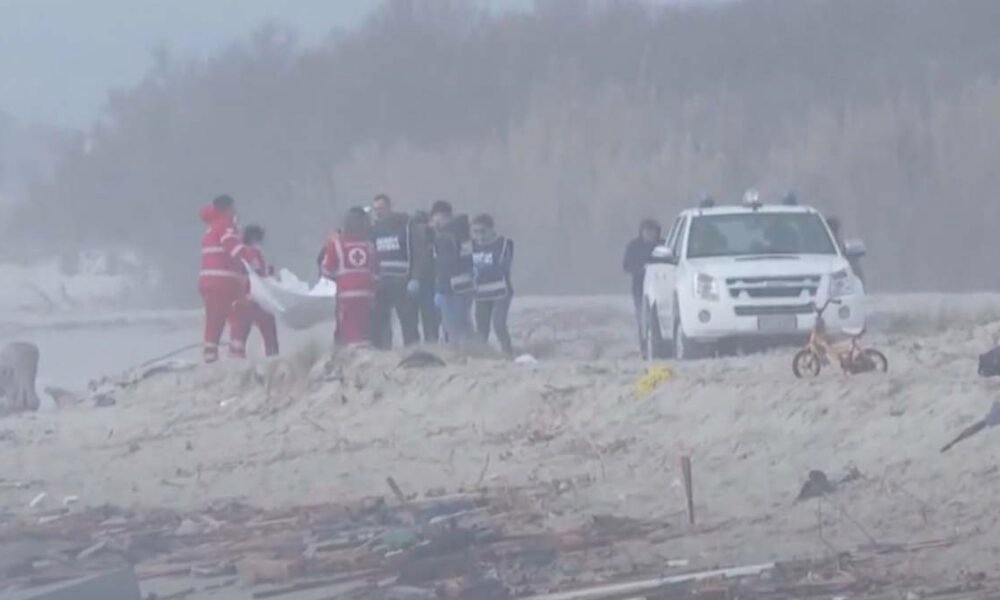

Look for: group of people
[197,193,515,363]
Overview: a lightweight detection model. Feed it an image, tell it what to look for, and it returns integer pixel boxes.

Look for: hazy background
[2,0,1000,305]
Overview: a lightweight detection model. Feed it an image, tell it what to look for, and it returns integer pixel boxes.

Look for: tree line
[7,0,1000,303]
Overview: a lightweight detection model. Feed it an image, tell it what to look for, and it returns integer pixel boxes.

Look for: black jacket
[433,215,474,295]
[623,237,662,299]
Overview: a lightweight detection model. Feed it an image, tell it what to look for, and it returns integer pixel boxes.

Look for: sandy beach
[3,295,1000,597]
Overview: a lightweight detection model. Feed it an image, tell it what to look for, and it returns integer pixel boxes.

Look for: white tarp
[246,265,337,330]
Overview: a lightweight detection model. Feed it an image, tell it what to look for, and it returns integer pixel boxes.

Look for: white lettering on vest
[376,236,401,252]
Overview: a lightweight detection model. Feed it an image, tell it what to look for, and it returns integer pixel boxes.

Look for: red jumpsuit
[198,206,253,363]
[228,245,279,358]
[321,233,377,345]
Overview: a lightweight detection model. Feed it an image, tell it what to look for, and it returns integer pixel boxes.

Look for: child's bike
[792,298,888,378]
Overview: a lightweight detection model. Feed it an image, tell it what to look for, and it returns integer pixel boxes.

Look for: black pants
[475,295,513,356]
[632,290,646,358]
[371,279,419,349]
[416,279,440,343]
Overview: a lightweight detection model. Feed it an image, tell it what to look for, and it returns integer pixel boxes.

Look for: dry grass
[869,296,1000,336]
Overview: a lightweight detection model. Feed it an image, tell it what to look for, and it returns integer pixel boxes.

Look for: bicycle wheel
[861,349,888,373]
[793,349,822,378]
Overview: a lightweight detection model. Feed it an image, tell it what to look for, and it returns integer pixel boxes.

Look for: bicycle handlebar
[815,298,843,315]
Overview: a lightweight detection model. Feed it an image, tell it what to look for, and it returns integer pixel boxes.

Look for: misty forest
[3,0,1000,304]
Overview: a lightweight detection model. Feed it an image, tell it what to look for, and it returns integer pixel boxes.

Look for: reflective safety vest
[473,236,513,300]
[451,238,475,296]
[322,233,377,299]
[199,206,250,289]
[371,215,411,280]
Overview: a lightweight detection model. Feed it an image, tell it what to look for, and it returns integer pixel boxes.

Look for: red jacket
[321,233,377,298]
[243,244,273,277]
[199,206,252,290]
[238,244,275,294]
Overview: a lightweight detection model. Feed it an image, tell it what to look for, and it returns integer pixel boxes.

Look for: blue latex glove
[406,279,420,296]
[434,293,445,310]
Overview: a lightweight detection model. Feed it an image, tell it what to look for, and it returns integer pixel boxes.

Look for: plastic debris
[632,365,674,397]
[399,351,446,369]
[514,354,538,365]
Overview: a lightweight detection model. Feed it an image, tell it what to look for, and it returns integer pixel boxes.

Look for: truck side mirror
[843,239,866,258]
[647,245,677,265]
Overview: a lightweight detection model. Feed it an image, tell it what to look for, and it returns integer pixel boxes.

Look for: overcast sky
[0,0,537,129]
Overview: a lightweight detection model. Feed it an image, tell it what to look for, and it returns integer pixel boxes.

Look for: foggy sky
[0,0,533,128]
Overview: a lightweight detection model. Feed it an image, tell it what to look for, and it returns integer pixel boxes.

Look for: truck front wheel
[673,312,707,361]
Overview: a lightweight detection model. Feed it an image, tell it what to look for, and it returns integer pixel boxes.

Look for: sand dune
[3,295,1000,587]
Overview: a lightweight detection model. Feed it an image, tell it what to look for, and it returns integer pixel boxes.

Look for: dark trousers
[416,280,440,343]
[371,279,419,349]
[632,290,645,357]
[475,295,513,356]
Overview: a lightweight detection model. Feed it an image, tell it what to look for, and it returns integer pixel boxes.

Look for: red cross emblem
[347,247,368,267]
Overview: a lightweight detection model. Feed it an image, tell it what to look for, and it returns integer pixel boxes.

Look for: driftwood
[0,342,40,416]
[0,485,990,600]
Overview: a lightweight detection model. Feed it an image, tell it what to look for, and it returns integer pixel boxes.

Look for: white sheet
[245,265,337,330]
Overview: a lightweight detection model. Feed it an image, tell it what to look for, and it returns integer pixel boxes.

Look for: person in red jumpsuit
[228,224,280,358]
[321,207,378,346]
[198,194,254,363]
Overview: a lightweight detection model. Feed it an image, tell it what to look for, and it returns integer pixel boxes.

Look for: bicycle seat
[842,326,865,337]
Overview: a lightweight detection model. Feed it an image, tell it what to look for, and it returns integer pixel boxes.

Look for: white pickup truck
[641,196,867,360]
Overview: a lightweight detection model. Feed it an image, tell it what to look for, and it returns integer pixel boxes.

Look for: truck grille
[734,303,816,316]
[726,275,821,299]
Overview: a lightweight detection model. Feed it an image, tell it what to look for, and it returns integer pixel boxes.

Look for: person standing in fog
[228,224,279,358]
[430,201,475,344]
[411,209,440,342]
[198,194,256,363]
[471,214,515,357]
[322,207,378,346]
[622,218,663,358]
[826,216,865,285]
[368,194,425,349]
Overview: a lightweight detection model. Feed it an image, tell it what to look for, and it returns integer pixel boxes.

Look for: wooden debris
[386,476,409,505]
[520,563,776,600]
[680,455,695,526]
[0,485,994,600]
[237,557,304,585]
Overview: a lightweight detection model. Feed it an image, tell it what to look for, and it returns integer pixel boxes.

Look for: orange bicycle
[792,298,888,378]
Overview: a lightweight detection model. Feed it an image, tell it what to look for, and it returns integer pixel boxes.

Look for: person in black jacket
[430,201,475,344]
[471,214,514,357]
[826,216,865,285]
[411,209,440,342]
[368,194,429,349]
[623,218,664,355]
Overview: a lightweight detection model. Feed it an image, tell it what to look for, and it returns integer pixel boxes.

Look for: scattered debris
[680,455,695,525]
[0,341,40,416]
[93,393,117,408]
[398,351,446,369]
[797,470,836,501]
[796,466,864,502]
[942,401,1000,452]
[45,385,86,408]
[0,486,988,599]
[238,557,304,585]
[28,492,47,509]
[633,365,673,397]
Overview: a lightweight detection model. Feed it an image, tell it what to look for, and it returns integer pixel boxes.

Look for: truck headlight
[695,273,719,301]
[828,269,854,298]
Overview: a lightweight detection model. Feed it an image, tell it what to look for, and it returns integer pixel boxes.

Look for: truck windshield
[686,212,837,259]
